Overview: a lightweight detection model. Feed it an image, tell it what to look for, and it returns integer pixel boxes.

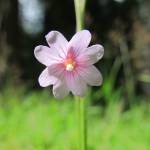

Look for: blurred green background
[0,0,150,149]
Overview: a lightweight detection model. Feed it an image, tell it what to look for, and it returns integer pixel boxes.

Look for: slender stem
[74,0,86,31]
[74,0,87,149]
[75,96,87,150]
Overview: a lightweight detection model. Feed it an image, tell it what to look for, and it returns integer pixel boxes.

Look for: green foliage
[94,57,123,103]
[0,90,149,150]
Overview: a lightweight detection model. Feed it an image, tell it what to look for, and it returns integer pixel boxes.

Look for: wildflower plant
[34,0,104,149]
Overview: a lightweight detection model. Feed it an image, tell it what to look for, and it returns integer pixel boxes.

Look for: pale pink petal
[47,63,70,99]
[48,63,65,79]
[66,72,88,97]
[84,44,104,61]
[45,31,68,58]
[76,44,104,65]
[68,30,91,56]
[38,68,58,87]
[78,65,103,86]
[34,45,62,66]
[53,79,69,99]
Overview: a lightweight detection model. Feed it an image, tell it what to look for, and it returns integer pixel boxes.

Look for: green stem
[74,0,86,31]
[75,96,87,150]
[74,0,87,149]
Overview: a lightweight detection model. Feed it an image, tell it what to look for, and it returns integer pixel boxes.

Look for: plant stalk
[74,0,86,31]
[75,96,87,150]
[74,0,87,149]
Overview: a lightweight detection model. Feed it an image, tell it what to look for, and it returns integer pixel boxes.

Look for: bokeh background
[0,0,150,149]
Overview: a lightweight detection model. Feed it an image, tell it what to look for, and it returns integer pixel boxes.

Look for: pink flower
[34,30,104,99]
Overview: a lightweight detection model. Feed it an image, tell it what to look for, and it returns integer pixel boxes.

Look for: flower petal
[68,30,91,56]
[85,44,104,61]
[38,68,57,87]
[48,63,65,79]
[66,72,88,97]
[77,44,104,65]
[34,45,62,66]
[78,65,103,86]
[45,31,68,58]
[41,64,69,99]
[53,79,69,99]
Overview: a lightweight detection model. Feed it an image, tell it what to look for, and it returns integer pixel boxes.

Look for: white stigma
[66,64,74,71]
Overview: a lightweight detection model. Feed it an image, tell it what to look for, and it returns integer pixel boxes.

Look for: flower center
[63,48,77,71]
[66,64,74,71]
[64,58,76,71]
